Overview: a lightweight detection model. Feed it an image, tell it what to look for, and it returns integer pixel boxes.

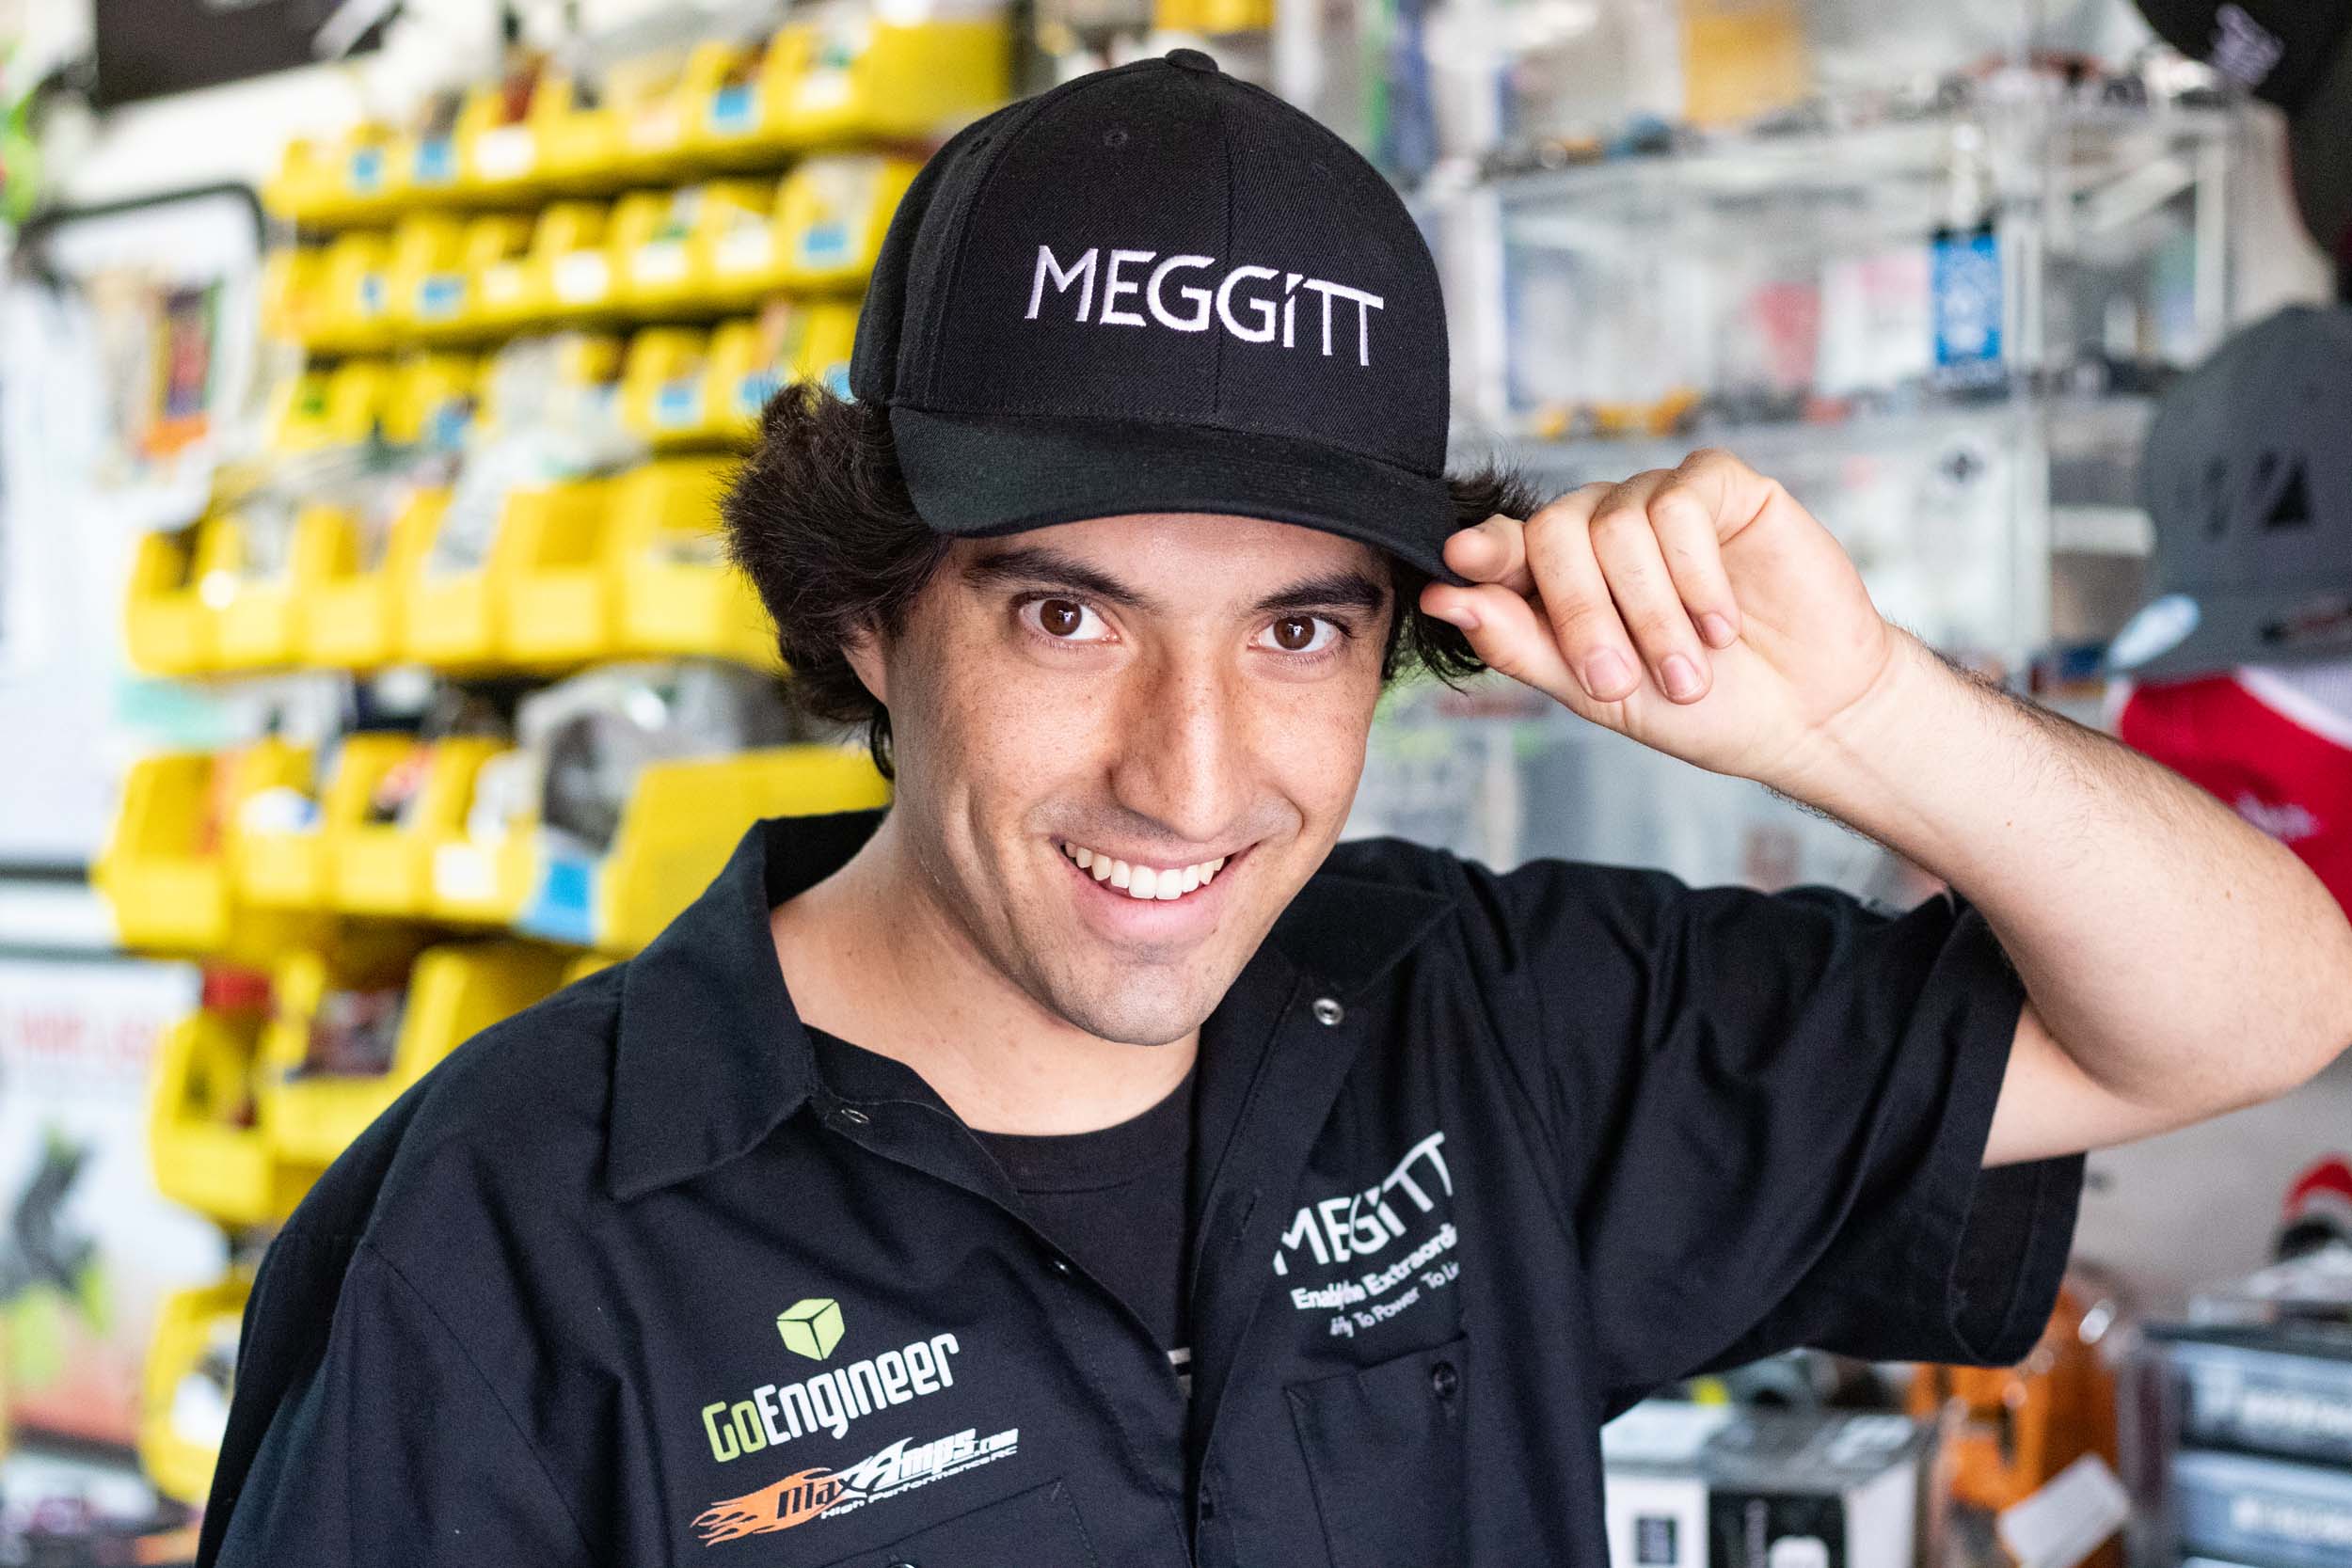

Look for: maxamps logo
[692,1298,1016,1549]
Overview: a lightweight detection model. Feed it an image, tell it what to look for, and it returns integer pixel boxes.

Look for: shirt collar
[606,808,1456,1200]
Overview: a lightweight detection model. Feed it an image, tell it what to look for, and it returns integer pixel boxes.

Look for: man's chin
[1033,970,1228,1049]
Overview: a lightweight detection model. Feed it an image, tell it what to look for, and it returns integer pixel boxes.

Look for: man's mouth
[1056,839,1232,902]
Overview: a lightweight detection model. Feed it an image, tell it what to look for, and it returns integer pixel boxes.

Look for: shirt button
[1429,1360,1459,1399]
[1311,996,1344,1026]
[1048,1255,1073,1276]
[1199,1486,1216,1521]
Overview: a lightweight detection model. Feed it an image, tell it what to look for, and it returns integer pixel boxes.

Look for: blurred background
[0,0,2348,1563]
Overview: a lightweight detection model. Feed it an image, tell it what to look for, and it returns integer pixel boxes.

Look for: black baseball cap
[2131,0,2352,259]
[2106,304,2352,679]
[848,49,1465,585]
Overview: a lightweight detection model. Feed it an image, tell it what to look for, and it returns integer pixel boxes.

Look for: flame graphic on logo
[692,1467,843,1544]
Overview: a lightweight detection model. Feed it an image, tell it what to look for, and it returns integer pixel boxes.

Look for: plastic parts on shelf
[139,1272,252,1507]
[148,1006,320,1228]
[260,938,567,1166]
[93,743,329,962]
[518,745,889,952]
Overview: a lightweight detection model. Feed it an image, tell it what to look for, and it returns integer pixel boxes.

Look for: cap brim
[887,405,1470,587]
[2105,586,2352,680]
[2288,32,2352,257]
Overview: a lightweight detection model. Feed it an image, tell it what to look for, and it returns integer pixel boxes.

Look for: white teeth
[1063,841,1234,900]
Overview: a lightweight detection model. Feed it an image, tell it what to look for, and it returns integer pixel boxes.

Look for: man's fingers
[1419,580,1592,715]
[1646,470,1742,650]
[1440,512,1534,594]
[1588,474,1712,704]
[1523,497,1644,704]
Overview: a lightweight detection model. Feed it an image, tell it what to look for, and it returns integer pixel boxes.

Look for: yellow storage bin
[139,1273,251,1507]
[498,477,621,667]
[271,360,392,455]
[265,125,404,226]
[260,246,325,346]
[149,1002,320,1228]
[616,182,772,312]
[620,327,721,447]
[94,743,320,960]
[612,457,775,668]
[429,747,540,926]
[525,201,620,325]
[309,231,396,354]
[124,523,222,678]
[331,737,506,918]
[599,49,714,185]
[458,68,575,199]
[209,505,327,673]
[261,939,568,1167]
[699,181,788,309]
[395,214,535,340]
[231,734,389,911]
[765,11,1011,150]
[402,491,513,671]
[691,35,794,166]
[772,155,918,292]
[522,746,889,953]
[299,486,447,670]
[382,356,480,447]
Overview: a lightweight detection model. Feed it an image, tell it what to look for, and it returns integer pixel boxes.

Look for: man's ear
[842,624,888,706]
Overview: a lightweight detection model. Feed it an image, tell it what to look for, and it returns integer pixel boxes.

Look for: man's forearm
[1783,629,2352,1118]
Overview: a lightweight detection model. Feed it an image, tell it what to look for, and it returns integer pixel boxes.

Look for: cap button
[1165,47,1219,73]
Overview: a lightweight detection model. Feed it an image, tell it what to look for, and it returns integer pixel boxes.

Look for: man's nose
[1105,654,1251,850]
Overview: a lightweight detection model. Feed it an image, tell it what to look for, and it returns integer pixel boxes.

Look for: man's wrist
[1768,627,1984,859]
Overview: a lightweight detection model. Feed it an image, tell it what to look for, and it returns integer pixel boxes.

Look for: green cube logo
[776,1297,844,1361]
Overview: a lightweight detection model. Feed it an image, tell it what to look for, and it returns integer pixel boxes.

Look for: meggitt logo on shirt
[1025,244,1385,366]
[701,1329,963,1463]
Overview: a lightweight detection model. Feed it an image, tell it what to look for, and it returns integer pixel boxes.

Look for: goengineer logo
[693,1426,1020,1545]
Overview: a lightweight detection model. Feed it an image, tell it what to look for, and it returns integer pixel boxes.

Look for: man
[199,52,2352,1568]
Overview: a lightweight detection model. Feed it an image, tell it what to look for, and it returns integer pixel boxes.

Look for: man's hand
[1420,448,1897,791]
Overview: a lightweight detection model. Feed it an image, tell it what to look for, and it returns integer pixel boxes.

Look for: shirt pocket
[813,1478,1100,1568]
[1284,1333,1470,1568]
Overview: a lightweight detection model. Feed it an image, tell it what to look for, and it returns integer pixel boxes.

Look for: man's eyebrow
[1252,571,1390,619]
[961,545,1165,614]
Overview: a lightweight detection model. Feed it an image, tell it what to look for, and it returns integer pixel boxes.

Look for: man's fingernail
[1661,654,1704,701]
[1700,612,1735,647]
[1438,603,1481,633]
[1582,649,1631,697]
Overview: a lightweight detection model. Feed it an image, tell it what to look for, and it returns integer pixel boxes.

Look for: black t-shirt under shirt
[804,1025,1197,1382]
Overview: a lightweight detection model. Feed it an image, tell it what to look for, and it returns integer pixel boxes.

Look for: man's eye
[1025,597,1107,641]
[1259,615,1340,655]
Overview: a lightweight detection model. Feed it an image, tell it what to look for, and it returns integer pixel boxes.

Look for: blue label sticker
[520,854,598,946]
[414,138,455,185]
[418,275,464,319]
[737,372,782,417]
[1931,230,2002,369]
[656,379,700,425]
[709,85,757,133]
[349,146,384,193]
[800,223,849,265]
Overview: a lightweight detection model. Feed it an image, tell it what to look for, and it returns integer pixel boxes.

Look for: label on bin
[413,137,455,186]
[709,85,759,135]
[474,125,535,182]
[520,853,598,946]
[554,251,610,304]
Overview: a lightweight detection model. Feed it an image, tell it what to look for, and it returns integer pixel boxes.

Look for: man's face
[861,514,1391,1046]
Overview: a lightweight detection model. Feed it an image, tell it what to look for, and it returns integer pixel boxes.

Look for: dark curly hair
[723,381,1542,777]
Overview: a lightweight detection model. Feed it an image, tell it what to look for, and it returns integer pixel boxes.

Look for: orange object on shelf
[1907,1271,2124,1568]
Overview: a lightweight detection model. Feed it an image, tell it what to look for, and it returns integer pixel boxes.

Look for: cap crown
[2144,305,2352,596]
[849,54,1450,479]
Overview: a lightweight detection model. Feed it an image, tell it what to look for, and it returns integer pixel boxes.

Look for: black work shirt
[197,808,2086,1568]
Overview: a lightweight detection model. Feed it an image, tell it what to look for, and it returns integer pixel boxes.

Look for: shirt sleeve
[1478,858,2087,1422]
[204,1240,596,1568]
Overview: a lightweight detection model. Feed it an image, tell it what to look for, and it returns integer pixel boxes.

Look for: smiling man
[198,51,2352,1568]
